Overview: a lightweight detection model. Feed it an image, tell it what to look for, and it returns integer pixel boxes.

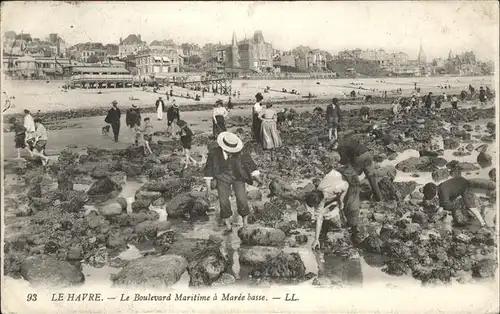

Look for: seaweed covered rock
[87,176,122,196]
[432,168,449,182]
[187,247,229,287]
[165,193,209,220]
[238,226,286,246]
[471,259,497,279]
[250,251,306,279]
[239,246,282,265]
[20,255,85,287]
[112,255,187,287]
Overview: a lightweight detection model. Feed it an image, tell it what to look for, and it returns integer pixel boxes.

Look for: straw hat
[217,132,243,153]
[173,102,179,108]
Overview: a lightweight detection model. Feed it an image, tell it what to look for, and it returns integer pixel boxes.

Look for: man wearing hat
[166,100,180,135]
[155,96,165,120]
[105,100,121,142]
[204,132,264,234]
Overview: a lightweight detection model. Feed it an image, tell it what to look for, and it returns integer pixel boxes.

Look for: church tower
[231,31,239,68]
[417,40,426,65]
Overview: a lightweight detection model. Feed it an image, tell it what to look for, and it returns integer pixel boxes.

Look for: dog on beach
[102,125,110,136]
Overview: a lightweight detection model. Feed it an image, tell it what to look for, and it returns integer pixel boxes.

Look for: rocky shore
[3,102,497,288]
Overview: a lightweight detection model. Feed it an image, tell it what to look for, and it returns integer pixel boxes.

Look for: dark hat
[215,99,223,105]
[112,100,118,105]
[255,92,263,101]
[131,104,137,108]
[332,98,339,104]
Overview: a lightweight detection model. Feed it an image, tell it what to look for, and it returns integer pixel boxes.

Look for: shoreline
[1,93,468,122]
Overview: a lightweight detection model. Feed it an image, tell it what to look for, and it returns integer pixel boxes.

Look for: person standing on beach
[126,104,141,134]
[424,92,433,114]
[204,132,264,234]
[450,95,460,111]
[9,117,32,159]
[326,98,342,142]
[213,99,228,137]
[155,96,165,120]
[252,93,264,143]
[166,100,180,135]
[259,103,282,161]
[24,109,36,152]
[32,118,50,165]
[479,87,487,105]
[105,100,121,142]
[176,119,198,168]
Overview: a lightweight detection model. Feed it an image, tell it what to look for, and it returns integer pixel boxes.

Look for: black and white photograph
[1,1,499,313]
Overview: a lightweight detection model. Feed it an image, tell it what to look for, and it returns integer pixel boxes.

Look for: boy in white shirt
[305,168,350,250]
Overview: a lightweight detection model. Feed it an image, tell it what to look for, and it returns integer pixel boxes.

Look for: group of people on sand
[9,109,50,165]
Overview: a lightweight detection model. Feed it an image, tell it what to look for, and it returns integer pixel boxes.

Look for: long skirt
[157,106,163,120]
[252,113,262,142]
[260,120,282,150]
[213,115,226,137]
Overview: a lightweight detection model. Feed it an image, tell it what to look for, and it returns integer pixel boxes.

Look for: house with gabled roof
[118,34,147,58]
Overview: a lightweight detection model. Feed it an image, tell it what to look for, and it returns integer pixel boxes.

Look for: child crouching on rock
[422,177,486,227]
[176,119,198,168]
[305,166,362,250]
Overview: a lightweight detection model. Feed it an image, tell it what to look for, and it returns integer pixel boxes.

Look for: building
[180,43,203,58]
[219,30,274,72]
[135,47,184,76]
[68,42,107,63]
[2,55,77,79]
[105,44,119,57]
[48,33,68,57]
[70,66,132,88]
[118,34,147,58]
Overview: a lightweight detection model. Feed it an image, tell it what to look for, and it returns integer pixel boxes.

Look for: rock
[238,226,286,246]
[432,168,449,182]
[98,202,124,217]
[134,221,158,238]
[211,273,236,286]
[135,190,162,203]
[251,251,306,279]
[295,234,308,244]
[87,177,121,195]
[378,178,417,201]
[66,245,83,261]
[475,144,489,153]
[443,138,460,150]
[465,144,474,152]
[187,247,228,287]
[112,255,188,287]
[165,193,209,220]
[132,199,151,212]
[385,143,399,153]
[239,246,282,265]
[411,211,429,226]
[486,122,495,131]
[20,255,85,287]
[360,234,383,253]
[373,165,397,180]
[152,197,166,206]
[488,168,496,182]
[247,189,263,201]
[396,157,435,172]
[107,231,127,249]
[477,152,492,168]
[447,161,479,171]
[472,259,497,279]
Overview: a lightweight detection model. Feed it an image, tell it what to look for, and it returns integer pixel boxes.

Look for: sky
[2,1,498,61]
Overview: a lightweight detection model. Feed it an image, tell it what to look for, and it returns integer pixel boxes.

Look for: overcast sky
[2,1,498,61]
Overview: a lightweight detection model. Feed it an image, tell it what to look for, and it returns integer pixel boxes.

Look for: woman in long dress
[212,99,228,137]
[259,103,282,160]
[252,93,264,142]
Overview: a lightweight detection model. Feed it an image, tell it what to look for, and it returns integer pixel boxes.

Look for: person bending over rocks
[306,166,362,249]
[204,132,264,234]
[337,137,383,202]
[422,177,486,227]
